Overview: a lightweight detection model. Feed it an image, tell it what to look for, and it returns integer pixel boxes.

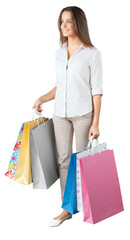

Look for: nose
[62,22,67,28]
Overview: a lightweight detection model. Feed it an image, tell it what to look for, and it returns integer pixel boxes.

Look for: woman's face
[60,11,75,38]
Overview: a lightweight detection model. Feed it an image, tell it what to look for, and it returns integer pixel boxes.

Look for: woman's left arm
[89,94,102,139]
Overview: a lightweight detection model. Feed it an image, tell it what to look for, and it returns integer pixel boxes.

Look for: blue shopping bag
[61,152,80,214]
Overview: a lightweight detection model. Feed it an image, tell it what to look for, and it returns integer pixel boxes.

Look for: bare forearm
[39,87,57,103]
[92,94,102,126]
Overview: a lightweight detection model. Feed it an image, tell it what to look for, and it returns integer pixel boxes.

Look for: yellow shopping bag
[14,117,48,185]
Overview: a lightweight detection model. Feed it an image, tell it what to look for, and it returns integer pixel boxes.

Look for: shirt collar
[61,40,86,50]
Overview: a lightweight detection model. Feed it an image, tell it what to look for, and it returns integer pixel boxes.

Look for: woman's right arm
[32,87,57,112]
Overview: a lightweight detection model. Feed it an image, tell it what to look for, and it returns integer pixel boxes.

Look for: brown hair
[57,6,95,48]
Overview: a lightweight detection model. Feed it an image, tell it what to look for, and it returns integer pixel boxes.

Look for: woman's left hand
[89,124,100,139]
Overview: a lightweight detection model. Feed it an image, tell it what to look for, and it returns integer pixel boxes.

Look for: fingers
[89,131,93,139]
[32,101,43,112]
[89,133,99,139]
[37,109,43,112]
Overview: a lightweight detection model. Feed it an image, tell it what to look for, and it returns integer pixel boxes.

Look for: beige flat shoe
[48,213,72,227]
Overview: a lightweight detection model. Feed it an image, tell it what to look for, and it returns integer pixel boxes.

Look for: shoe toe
[49,219,62,227]
[49,213,72,227]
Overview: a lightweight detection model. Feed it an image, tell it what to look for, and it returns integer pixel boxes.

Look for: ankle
[62,210,70,215]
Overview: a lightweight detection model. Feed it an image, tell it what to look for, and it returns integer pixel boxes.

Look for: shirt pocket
[72,58,90,75]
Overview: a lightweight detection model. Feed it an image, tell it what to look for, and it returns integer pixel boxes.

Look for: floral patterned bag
[5,123,25,179]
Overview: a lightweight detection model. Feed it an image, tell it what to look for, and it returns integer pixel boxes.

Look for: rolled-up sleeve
[89,49,103,96]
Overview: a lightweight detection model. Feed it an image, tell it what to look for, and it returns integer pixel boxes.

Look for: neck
[67,37,82,49]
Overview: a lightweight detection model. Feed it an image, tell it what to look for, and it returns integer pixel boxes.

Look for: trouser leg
[53,114,74,202]
[70,111,93,152]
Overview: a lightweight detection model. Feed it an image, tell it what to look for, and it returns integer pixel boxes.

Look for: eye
[61,20,72,24]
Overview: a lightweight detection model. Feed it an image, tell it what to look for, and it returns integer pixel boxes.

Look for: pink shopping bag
[79,149,124,224]
[76,140,107,212]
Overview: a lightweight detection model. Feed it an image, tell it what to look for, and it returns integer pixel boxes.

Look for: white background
[0,0,130,239]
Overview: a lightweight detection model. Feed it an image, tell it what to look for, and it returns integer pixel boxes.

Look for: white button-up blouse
[54,41,103,117]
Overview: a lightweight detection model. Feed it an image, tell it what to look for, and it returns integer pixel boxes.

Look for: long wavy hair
[57,6,95,48]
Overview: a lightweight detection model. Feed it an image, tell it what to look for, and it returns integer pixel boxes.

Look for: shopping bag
[61,152,80,214]
[80,143,124,224]
[14,117,48,185]
[29,118,59,189]
[76,137,107,211]
[5,123,25,179]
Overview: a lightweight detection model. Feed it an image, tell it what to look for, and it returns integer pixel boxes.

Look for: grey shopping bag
[29,118,59,189]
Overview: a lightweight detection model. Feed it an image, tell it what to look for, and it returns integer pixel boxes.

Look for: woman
[32,6,103,227]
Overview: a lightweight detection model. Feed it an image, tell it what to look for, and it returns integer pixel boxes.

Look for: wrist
[92,121,99,127]
[38,96,44,103]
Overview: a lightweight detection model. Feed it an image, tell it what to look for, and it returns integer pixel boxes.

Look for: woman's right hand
[32,98,43,112]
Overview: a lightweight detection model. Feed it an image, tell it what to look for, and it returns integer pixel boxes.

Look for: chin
[63,33,71,36]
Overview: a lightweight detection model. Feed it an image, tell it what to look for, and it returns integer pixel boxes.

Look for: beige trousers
[52,111,93,202]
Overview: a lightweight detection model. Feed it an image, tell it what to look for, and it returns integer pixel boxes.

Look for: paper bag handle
[32,108,45,129]
[84,136,99,150]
